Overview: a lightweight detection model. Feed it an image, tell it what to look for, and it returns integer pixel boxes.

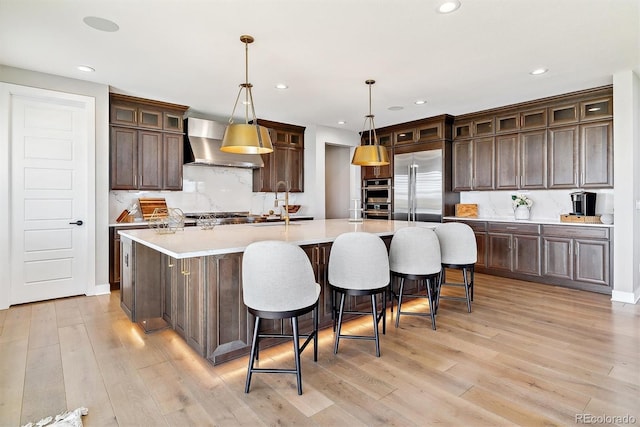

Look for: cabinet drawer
[542,225,609,239]
[488,222,540,235]
[457,221,487,233]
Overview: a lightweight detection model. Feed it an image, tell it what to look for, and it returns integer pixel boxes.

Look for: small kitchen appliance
[570,191,596,216]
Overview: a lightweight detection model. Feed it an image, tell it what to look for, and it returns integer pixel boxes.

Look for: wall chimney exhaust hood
[184,117,264,168]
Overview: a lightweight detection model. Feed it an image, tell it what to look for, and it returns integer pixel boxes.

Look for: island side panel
[206,252,251,365]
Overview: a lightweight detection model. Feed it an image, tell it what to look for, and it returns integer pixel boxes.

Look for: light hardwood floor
[1,272,639,426]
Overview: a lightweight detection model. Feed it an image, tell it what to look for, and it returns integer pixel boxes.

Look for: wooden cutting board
[138,197,168,220]
[455,203,478,218]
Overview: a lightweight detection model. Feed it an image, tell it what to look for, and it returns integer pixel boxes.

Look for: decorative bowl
[287,205,301,214]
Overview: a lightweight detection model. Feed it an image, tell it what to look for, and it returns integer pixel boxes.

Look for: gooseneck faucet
[274,180,290,226]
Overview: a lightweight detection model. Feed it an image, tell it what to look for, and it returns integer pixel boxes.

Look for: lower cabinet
[161,255,205,356]
[448,220,611,294]
[487,222,541,277]
[542,225,610,292]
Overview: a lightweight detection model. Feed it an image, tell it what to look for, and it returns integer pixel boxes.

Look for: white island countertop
[118,218,439,259]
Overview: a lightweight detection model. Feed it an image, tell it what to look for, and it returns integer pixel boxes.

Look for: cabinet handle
[181,259,190,276]
[133,174,137,187]
[506,226,518,230]
[124,253,128,267]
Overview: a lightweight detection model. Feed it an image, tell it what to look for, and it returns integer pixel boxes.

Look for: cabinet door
[110,127,138,190]
[287,148,304,193]
[474,232,487,269]
[575,239,609,286]
[520,108,547,130]
[185,258,205,355]
[542,237,573,280]
[549,103,578,126]
[473,137,495,190]
[163,133,183,190]
[452,140,472,191]
[174,265,187,338]
[110,103,138,127]
[520,130,547,189]
[548,125,578,188]
[138,131,163,190]
[495,134,519,190]
[161,255,176,325]
[137,107,163,130]
[580,121,612,188]
[252,153,274,192]
[513,235,541,276]
[488,233,512,271]
[580,97,612,121]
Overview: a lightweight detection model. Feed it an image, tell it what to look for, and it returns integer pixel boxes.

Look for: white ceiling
[1,0,638,132]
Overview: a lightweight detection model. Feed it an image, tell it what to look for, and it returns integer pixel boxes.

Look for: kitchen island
[118,218,437,364]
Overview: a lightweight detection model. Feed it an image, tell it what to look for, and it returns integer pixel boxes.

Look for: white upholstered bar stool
[433,222,477,313]
[328,232,390,357]
[242,240,321,395]
[389,226,441,330]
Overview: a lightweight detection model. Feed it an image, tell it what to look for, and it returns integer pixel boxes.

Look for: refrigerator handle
[409,163,417,222]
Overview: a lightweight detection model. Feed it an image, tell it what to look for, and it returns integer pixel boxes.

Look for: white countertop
[118,218,439,259]
[443,216,614,228]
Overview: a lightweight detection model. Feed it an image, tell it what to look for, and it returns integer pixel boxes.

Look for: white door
[9,89,92,305]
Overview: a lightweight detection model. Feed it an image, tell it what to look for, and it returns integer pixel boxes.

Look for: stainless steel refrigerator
[393,149,443,222]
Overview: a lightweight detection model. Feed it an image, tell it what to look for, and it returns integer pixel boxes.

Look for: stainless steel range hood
[184,117,264,168]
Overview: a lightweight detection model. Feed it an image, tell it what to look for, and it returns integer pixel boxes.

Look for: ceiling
[1,0,638,132]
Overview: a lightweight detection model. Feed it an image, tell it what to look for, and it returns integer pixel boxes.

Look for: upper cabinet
[252,119,305,193]
[109,94,188,191]
[452,86,613,191]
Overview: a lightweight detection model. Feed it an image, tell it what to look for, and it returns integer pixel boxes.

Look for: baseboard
[611,289,640,304]
[90,283,112,296]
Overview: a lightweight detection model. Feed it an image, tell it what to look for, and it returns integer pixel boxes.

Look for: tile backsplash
[109,165,310,222]
[459,188,614,220]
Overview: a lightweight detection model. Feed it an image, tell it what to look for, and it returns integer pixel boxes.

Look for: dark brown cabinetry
[445,219,611,294]
[252,119,305,193]
[452,86,613,191]
[453,137,495,191]
[495,130,547,190]
[487,222,541,277]
[109,93,188,191]
[542,225,610,292]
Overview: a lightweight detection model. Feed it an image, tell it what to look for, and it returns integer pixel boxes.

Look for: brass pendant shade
[221,35,273,154]
[351,79,390,166]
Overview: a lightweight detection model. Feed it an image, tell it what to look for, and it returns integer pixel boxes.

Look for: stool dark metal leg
[291,317,302,395]
[371,294,380,357]
[334,292,346,354]
[245,316,261,393]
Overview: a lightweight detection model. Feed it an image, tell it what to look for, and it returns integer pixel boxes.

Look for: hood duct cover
[184,117,264,168]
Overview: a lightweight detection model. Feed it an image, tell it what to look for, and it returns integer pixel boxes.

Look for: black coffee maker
[570,191,596,216]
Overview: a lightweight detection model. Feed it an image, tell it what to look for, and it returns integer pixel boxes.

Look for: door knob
[69,220,84,226]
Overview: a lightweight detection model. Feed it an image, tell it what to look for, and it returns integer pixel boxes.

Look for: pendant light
[221,35,273,154]
[351,79,390,166]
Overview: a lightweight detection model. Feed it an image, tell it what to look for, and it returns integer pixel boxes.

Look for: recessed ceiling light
[275,83,288,90]
[388,106,404,111]
[338,120,346,125]
[437,1,461,14]
[415,100,427,105]
[77,65,95,72]
[83,16,119,32]
[530,68,548,75]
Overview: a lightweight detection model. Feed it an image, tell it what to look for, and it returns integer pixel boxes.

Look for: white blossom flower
[511,193,533,209]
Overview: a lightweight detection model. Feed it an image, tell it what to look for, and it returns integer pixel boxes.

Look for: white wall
[325,145,351,218]
[0,65,111,305]
[612,70,640,303]
[306,125,361,219]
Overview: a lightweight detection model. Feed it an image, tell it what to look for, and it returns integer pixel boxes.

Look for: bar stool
[434,222,477,313]
[389,226,441,330]
[328,232,390,357]
[242,240,321,395]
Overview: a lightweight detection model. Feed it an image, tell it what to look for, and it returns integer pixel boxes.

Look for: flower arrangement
[511,193,533,209]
